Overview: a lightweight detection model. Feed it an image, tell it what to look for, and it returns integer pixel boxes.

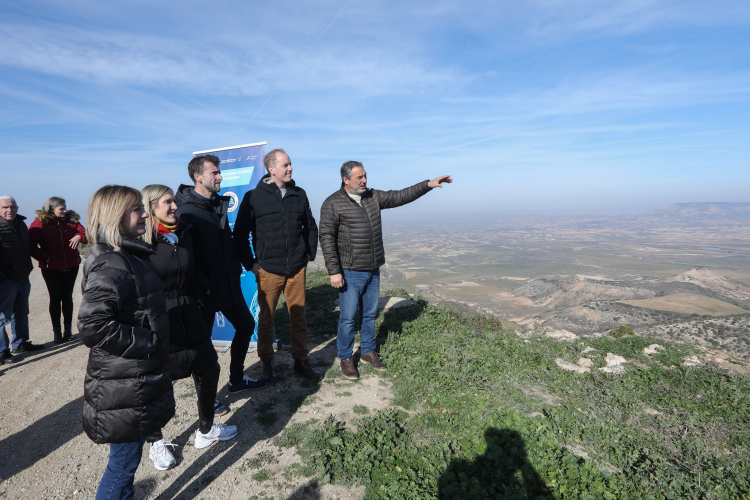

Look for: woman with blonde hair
[77,185,175,500]
[28,196,86,342]
[139,184,236,471]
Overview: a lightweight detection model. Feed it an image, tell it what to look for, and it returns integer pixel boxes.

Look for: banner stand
[192,142,280,350]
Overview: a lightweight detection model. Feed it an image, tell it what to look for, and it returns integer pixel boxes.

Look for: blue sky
[2,0,749,220]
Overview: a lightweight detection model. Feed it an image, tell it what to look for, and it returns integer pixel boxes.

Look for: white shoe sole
[194,437,219,449]
[148,452,176,471]
[195,430,238,449]
[151,460,175,471]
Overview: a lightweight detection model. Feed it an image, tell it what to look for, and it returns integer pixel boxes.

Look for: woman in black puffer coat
[77,185,175,500]
[139,185,237,470]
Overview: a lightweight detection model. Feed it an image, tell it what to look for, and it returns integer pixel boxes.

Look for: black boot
[53,327,62,344]
[62,324,72,341]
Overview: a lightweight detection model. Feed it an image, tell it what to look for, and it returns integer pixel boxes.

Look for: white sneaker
[148,439,177,471]
[194,423,239,449]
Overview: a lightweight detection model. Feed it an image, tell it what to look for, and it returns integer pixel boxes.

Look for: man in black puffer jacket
[175,155,267,394]
[319,162,452,379]
[0,195,43,364]
[234,149,320,382]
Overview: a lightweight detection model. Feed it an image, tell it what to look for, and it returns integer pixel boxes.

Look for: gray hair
[263,149,288,173]
[340,161,363,180]
[42,196,66,216]
[0,195,16,204]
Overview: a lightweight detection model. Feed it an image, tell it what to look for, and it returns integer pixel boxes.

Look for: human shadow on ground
[134,477,159,499]
[438,428,552,500]
[156,281,341,500]
[0,395,84,477]
[285,479,321,499]
[0,338,83,374]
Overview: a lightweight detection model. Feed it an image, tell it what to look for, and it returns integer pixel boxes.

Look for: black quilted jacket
[0,215,33,283]
[319,181,431,274]
[78,237,175,444]
[234,175,318,275]
[148,223,217,380]
[175,185,244,309]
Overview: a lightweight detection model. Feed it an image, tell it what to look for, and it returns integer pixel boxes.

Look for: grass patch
[301,378,322,389]
[255,401,279,427]
[251,470,271,482]
[282,463,317,481]
[352,405,370,415]
[239,451,276,473]
[302,396,317,406]
[283,276,750,499]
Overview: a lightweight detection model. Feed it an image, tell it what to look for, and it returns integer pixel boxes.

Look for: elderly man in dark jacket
[234,149,320,381]
[0,195,43,364]
[175,155,267,394]
[319,163,451,379]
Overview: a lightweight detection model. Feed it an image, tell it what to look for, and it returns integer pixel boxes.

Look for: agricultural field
[367,209,750,340]
[620,293,747,316]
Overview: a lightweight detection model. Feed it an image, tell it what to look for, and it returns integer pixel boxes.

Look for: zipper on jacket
[57,221,69,270]
[173,243,194,367]
[280,190,291,273]
[353,195,376,270]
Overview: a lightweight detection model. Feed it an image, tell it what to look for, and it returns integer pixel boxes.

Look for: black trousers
[148,361,221,441]
[201,300,254,385]
[41,266,79,332]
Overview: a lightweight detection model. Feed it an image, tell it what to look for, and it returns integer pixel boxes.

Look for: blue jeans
[95,440,146,500]
[337,269,380,360]
[0,278,30,354]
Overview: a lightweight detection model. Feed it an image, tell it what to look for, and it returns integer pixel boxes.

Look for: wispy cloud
[0,18,466,98]
[1,0,749,216]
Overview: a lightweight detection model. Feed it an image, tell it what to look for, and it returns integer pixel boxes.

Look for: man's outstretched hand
[428,175,453,188]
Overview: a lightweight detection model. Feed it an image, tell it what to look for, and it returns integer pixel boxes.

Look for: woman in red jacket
[28,197,86,343]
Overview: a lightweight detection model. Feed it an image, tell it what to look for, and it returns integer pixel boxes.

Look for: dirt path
[0,268,388,499]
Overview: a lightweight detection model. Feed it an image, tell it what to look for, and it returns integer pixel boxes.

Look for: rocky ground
[0,268,387,500]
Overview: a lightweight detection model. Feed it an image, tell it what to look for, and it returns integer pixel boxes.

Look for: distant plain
[310,203,750,359]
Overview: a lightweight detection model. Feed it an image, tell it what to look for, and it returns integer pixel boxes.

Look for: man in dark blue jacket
[175,155,268,394]
[234,149,321,381]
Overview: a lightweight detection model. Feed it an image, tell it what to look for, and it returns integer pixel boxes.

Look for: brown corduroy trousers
[257,266,308,360]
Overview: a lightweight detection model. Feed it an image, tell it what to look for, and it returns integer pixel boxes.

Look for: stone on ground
[555,358,591,374]
[546,330,579,342]
[598,353,627,374]
[643,344,664,355]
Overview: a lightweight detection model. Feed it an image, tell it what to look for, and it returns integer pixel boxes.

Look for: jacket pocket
[341,238,354,267]
[256,238,266,261]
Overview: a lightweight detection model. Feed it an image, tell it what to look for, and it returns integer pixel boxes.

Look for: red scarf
[155,217,179,236]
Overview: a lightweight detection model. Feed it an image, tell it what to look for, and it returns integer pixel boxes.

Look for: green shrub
[610,325,635,338]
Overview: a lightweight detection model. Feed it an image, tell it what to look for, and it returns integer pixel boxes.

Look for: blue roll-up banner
[192,142,272,348]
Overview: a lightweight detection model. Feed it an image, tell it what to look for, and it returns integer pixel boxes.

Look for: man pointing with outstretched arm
[319,161,452,379]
